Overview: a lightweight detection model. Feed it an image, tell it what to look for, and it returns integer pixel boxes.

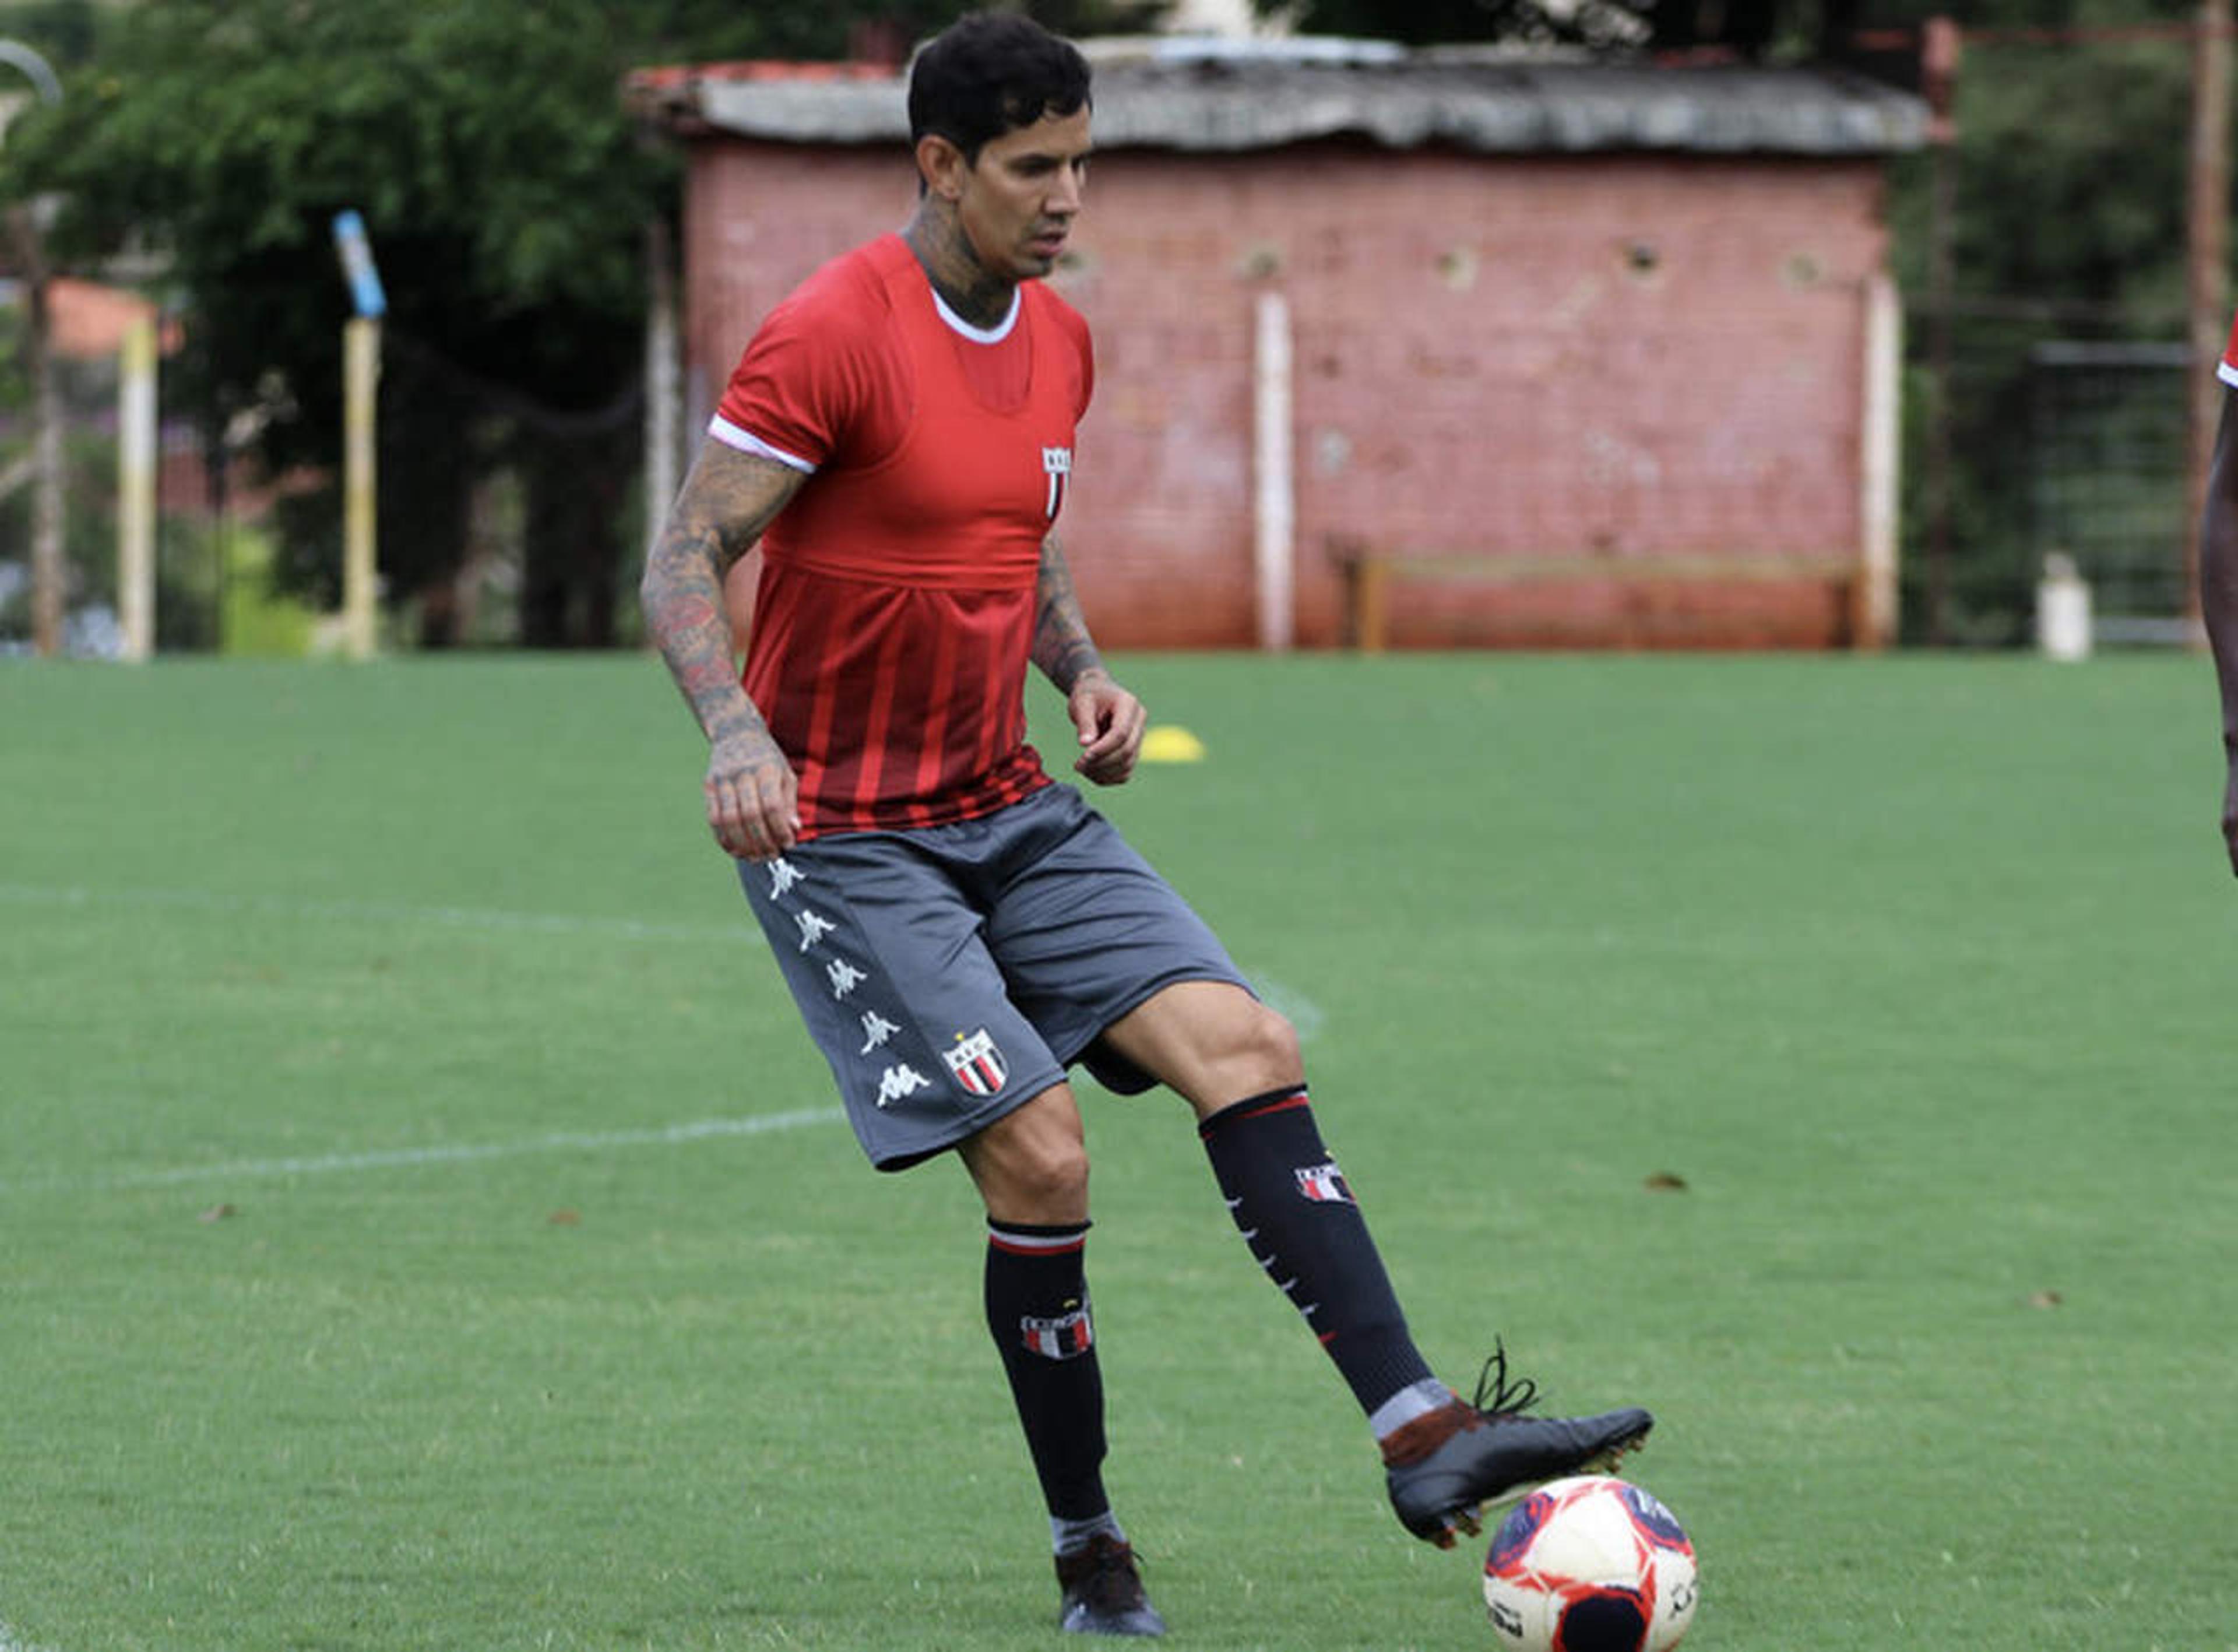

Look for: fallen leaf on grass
[547,1209,582,1227]
[198,1203,238,1223]
[1642,1172,1689,1193]
[2025,1290,2063,1310]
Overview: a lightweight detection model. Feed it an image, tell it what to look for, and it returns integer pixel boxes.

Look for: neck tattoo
[905,212,1014,331]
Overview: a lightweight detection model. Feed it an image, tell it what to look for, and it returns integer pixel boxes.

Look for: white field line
[0,880,1329,1035]
[0,881,1325,1192]
[1,1108,846,1196]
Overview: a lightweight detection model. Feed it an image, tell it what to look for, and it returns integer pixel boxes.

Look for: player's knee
[1005,1134,1090,1217]
[1236,1000,1303,1088]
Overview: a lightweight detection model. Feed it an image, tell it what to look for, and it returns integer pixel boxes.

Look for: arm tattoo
[1032,533,1104,695]
[641,447,801,744]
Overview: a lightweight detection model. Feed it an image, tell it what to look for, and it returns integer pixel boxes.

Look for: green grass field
[3,651,2233,1652]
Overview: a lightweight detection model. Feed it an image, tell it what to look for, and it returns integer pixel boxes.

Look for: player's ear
[916,133,969,202]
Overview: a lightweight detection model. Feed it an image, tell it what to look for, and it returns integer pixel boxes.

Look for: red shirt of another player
[713,235,1093,837]
[2222,308,2238,389]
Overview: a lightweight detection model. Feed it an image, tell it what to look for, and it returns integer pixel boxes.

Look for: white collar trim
[931,286,1021,344]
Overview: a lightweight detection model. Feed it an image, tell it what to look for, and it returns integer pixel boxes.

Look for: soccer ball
[1482,1475,1698,1652]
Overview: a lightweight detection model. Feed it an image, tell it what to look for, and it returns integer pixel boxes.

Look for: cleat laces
[1469,1341,1542,1421]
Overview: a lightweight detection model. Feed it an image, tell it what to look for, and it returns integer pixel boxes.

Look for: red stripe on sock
[1198,1086,1312,1139]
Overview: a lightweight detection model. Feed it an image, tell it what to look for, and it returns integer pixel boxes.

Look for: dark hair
[907,12,1092,164]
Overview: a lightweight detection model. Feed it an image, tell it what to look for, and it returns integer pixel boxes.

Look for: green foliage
[0,0,994,646]
[1256,0,1775,53]
[216,523,320,656]
[1883,1,2214,641]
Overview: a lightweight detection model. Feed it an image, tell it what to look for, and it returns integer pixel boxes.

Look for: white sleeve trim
[2219,360,2238,392]
[709,414,818,474]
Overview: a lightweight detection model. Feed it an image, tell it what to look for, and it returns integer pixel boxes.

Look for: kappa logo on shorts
[827,959,868,999]
[943,1027,1010,1098]
[858,1010,900,1054]
[1294,1161,1355,1206]
[768,858,805,900]
[794,908,836,951]
[875,1063,933,1108]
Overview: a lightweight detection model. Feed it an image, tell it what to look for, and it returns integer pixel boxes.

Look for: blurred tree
[1256,0,1817,55]
[0,0,95,66]
[1,0,1027,648]
[1863,0,2207,639]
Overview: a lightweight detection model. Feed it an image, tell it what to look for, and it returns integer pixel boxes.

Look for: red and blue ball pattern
[1482,1477,1698,1652]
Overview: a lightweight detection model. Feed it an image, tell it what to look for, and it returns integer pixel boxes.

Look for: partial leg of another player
[958,1084,1167,1637]
[1098,981,1656,1548]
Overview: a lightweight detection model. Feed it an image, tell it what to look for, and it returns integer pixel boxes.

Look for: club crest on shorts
[1294,1160,1355,1205]
[944,1027,1009,1097]
[1021,1299,1093,1359]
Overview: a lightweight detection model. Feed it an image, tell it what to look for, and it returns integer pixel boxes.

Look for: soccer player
[2204,309,2238,876]
[639,13,1652,1636]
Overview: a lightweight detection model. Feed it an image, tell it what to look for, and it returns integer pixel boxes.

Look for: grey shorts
[737,783,1253,1171]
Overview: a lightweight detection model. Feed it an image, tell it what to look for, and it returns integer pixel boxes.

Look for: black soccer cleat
[1382,1344,1653,1549]
[1055,1534,1168,1637]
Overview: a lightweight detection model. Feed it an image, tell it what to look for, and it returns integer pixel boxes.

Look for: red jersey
[712,235,1093,838]
[2222,309,2238,389]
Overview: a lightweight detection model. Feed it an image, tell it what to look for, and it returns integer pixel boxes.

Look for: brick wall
[685,136,1891,648]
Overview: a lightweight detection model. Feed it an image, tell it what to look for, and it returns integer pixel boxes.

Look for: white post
[342,315,381,660]
[118,309,157,662]
[1252,288,1294,653]
[2036,553,2093,661]
[1856,270,1903,650]
[645,218,682,556]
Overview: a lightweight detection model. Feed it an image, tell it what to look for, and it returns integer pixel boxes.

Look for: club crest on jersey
[1021,1300,1093,1360]
[944,1027,1009,1097]
[1295,1161,1355,1205]
[1041,446,1072,520]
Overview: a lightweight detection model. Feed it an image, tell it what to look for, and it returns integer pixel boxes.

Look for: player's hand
[1068,668,1145,787]
[705,725,800,862]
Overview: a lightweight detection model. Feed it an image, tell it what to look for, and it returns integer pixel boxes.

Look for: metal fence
[1904,302,2197,650]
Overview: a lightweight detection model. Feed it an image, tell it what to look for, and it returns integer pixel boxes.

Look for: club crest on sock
[1021,1299,1095,1359]
[1294,1160,1355,1205]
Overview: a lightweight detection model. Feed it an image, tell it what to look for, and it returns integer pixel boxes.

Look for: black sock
[1199,1086,1437,1415]
[984,1219,1110,1522]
